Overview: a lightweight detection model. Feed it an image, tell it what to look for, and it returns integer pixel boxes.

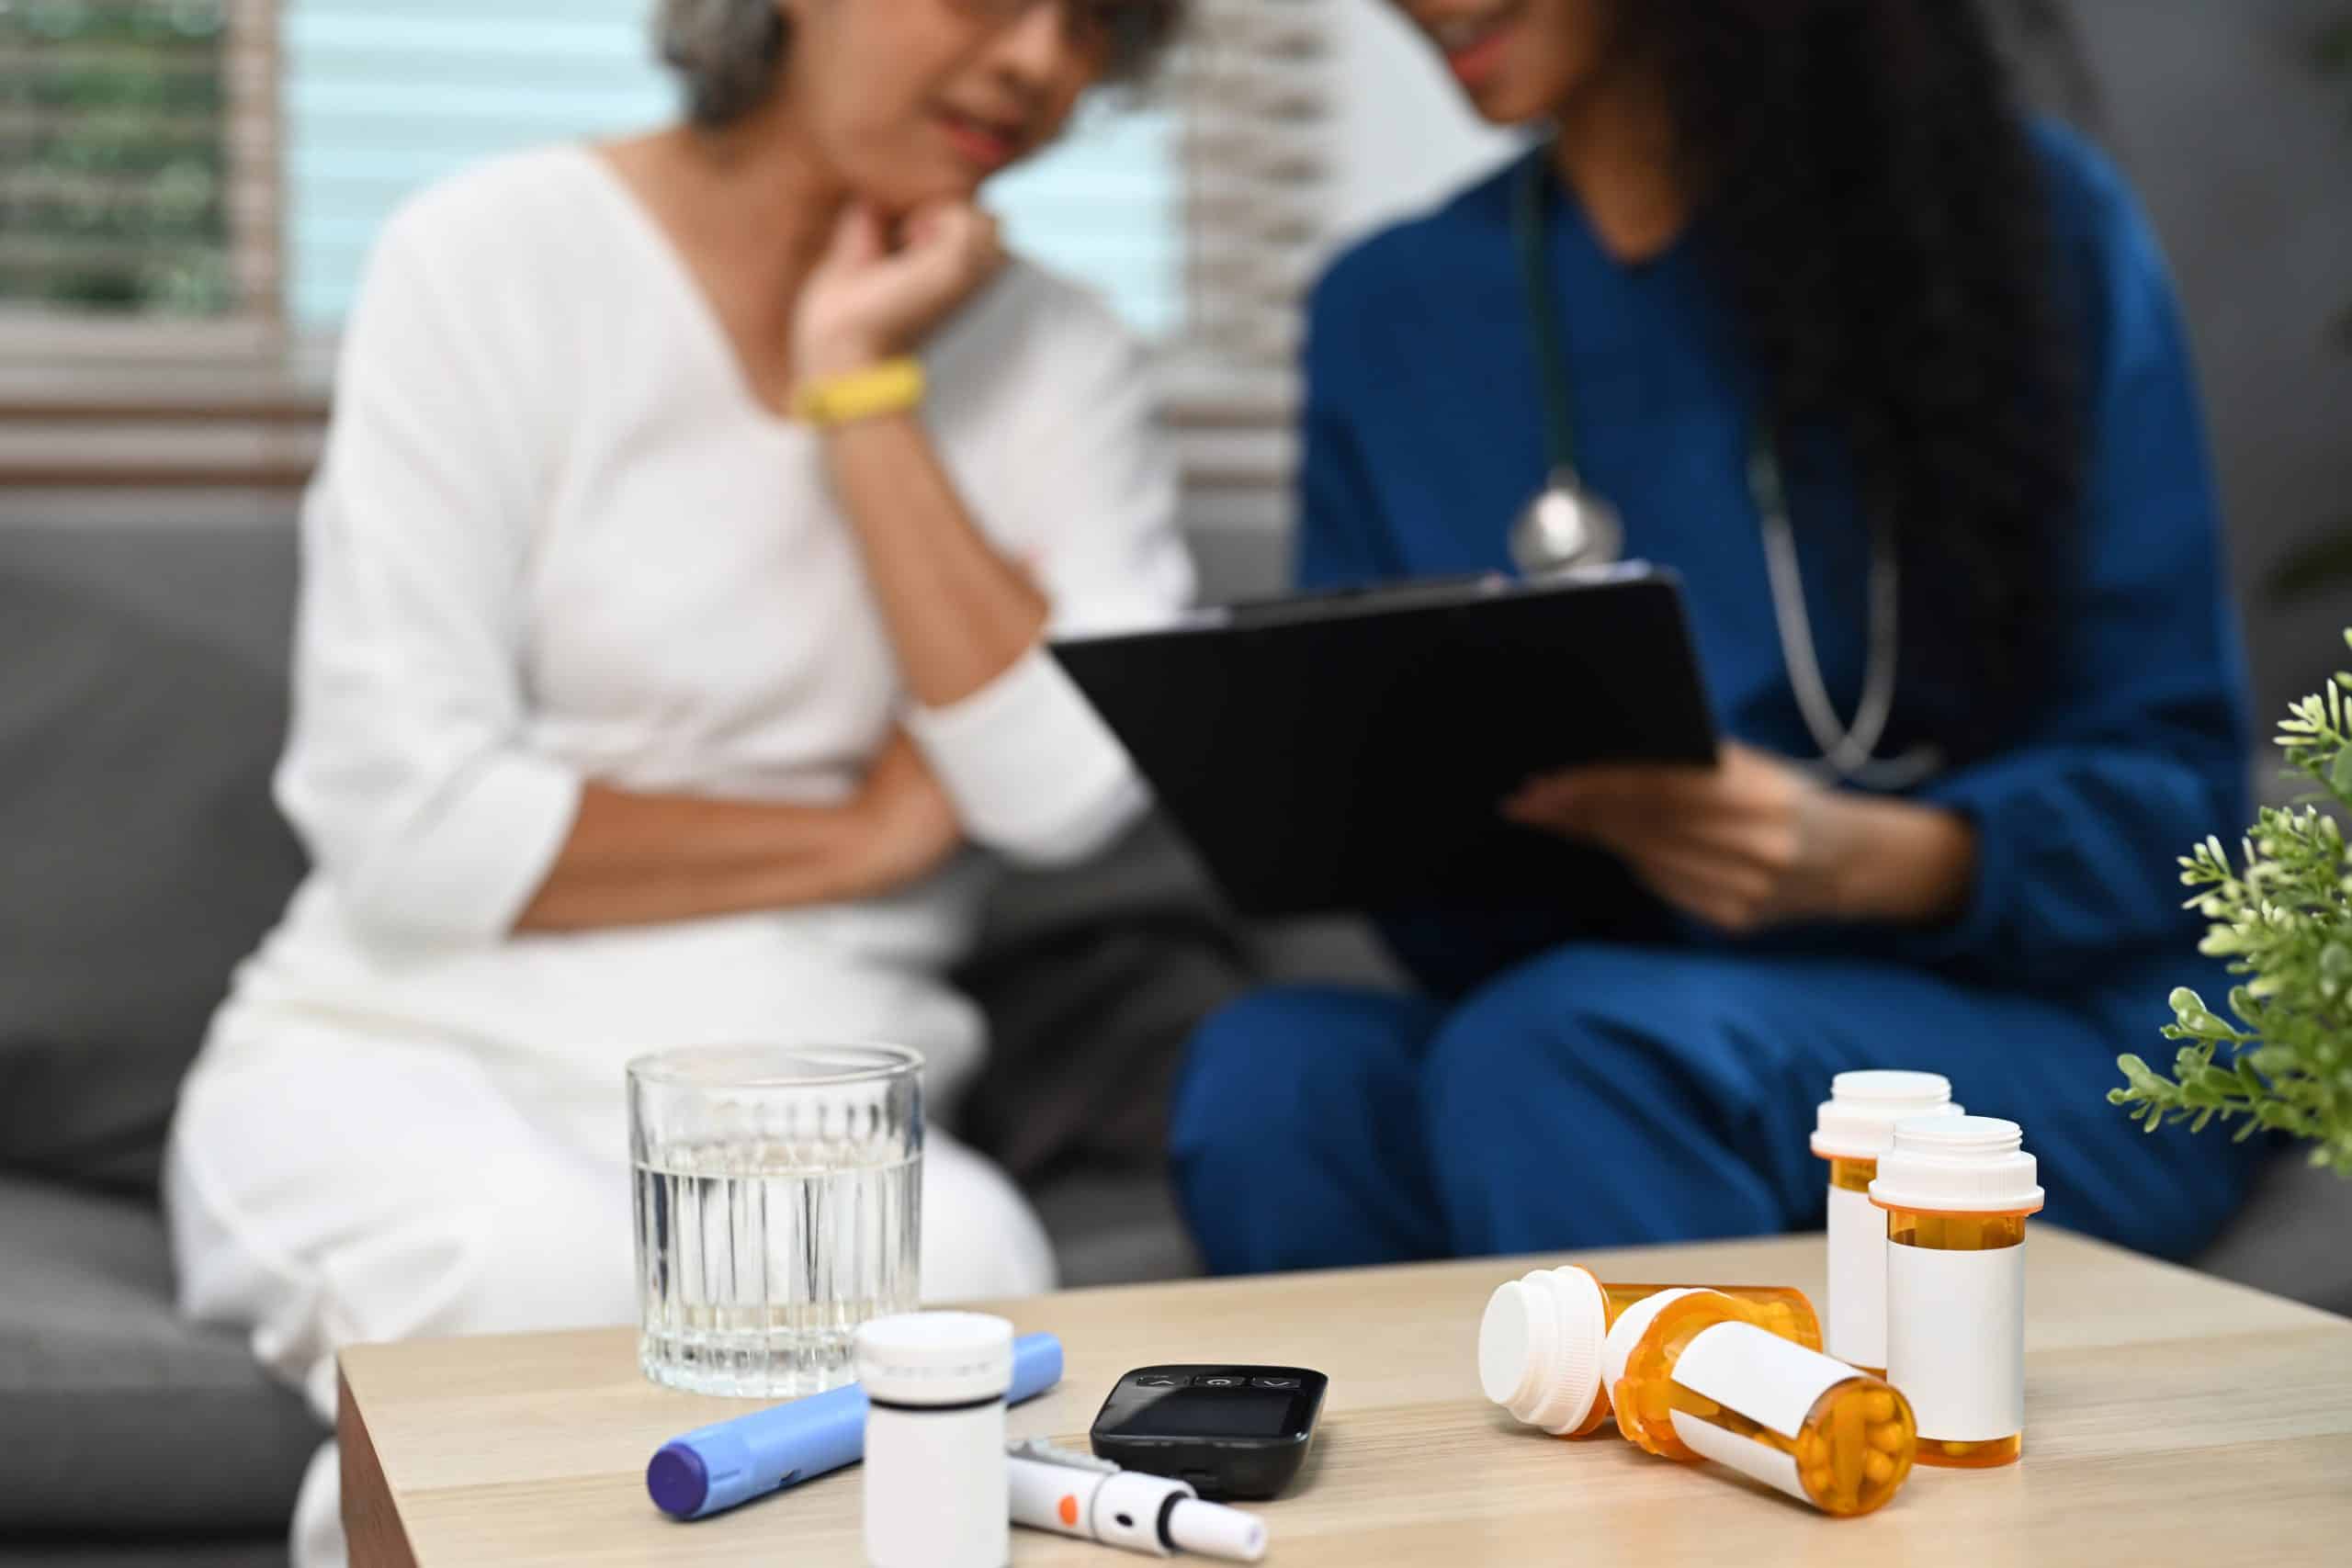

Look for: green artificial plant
[2109,632,2352,1175]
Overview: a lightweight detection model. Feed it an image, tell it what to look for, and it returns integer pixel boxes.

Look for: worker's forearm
[821,412,1048,708]
[514,783,876,931]
[1820,794,1980,926]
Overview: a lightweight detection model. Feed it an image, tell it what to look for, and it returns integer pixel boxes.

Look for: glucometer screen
[1100,1390,1297,1438]
[1091,1368,1327,1501]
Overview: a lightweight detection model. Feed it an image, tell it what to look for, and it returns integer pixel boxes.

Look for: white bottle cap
[1476,1267,1610,1435]
[1868,1115,2045,1213]
[1811,1070,1963,1158]
[853,1312,1014,1406]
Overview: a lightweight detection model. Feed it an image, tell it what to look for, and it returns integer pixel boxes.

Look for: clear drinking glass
[628,1043,922,1397]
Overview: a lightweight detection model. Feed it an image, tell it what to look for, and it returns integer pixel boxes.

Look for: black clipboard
[1050,565,1718,918]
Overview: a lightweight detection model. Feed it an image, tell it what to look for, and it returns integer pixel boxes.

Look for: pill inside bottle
[1605,1290,1917,1517]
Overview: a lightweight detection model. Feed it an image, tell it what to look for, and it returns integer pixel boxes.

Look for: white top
[216,145,1192,1108]
[1810,1069,1962,1159]
[1476,1266,1610,1436]
[1870,1116,2045,1213]
[854,1311,1015,1404]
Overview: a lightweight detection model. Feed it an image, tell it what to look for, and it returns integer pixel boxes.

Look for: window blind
[0,0,238,317]
[282,0,1179,334]
[1159,0,1334,553]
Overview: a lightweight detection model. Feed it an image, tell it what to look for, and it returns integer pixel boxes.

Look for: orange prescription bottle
[1605,1290,1917,1517]
[1810,1071,1963,1372]
[1478,1269,1819,1438]
[1870,1115,2043,1468]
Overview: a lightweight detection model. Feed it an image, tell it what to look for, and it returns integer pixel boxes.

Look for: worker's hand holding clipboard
[1051,565,1716,918]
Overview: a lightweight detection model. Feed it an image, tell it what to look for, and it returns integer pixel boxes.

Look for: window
[4,0,1331,526]
[0,0,266,322]
[282,0,1183,337]
[281,0,673,326]
[0,0,280,364]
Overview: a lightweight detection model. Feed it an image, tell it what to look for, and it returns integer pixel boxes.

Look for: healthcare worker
[165,3,1189,1564]
[1172,0,2257,1271]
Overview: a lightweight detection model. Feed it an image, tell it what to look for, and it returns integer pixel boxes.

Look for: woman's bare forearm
[513,783,876,931]
[821,412,1047,707]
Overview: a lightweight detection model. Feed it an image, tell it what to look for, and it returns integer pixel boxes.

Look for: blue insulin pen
[646,1332,1065,1520]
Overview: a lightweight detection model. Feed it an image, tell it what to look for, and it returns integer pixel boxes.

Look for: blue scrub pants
[1170,943,2256,1274]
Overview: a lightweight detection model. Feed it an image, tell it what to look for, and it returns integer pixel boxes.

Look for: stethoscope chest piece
[1510,468,1624,577]
[1508,143,1941,788]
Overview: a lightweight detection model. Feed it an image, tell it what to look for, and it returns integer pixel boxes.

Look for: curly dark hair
[1623,0,2084,762]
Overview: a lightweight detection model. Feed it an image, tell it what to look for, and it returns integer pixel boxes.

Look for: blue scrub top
[1295,123,2250,996]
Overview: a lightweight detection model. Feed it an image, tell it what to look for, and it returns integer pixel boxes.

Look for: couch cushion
[1030,1173,1201,1288]
[958,816,1253,1189]
[2193,1151,2352,1318]
[0,521,305,1193]
[0,1175,319,1537]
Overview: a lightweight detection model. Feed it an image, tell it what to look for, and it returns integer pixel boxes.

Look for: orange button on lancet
[1057,1495,1080,1528]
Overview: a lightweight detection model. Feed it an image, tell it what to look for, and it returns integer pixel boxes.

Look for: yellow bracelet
[790,357,926,426]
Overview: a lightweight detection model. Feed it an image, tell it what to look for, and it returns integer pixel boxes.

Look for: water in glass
[630,1044,922,1397]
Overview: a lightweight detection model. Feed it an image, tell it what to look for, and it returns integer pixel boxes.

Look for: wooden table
[338,1229,2352,1566]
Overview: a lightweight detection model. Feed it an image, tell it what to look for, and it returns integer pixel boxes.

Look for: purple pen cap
[646,1443,709,1517]
[649,1330,1064,1520]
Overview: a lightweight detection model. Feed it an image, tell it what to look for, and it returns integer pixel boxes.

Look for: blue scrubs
[1171,125,2258,1273]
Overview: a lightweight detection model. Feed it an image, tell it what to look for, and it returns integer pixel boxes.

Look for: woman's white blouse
[226,145,1192,1101]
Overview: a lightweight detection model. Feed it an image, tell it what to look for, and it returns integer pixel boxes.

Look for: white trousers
[164,1009,1055,1568]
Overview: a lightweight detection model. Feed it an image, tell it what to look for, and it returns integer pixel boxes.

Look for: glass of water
[628,1043,922,1398]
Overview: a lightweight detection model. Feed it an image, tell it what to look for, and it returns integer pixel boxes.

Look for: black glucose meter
[1088,1365,1329,1500]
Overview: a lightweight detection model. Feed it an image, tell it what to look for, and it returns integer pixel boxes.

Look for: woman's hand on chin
[793,200,1007,382]
[1502,741,1976,934]
[845,730,967,897]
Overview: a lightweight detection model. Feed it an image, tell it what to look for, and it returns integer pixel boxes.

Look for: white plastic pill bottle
[1810,1070,1962,1371]
[1870,1115,2043,1469]
[855,1311,1014,1568]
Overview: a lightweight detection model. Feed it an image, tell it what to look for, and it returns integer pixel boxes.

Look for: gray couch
[6,509,2351,1568]
[0,509,1408,1566]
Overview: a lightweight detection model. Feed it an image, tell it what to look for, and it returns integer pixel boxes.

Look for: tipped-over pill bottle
[1478,1267,1820,1438]
[1811,1071,1962,1372]
[1870,1115,2042,1469]
[1605,1289,1917,1516]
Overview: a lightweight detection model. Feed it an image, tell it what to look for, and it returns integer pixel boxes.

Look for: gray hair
[655,0,789,128]
[655,0,1185,129]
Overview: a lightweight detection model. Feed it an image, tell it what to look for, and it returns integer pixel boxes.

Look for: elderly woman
[165,1,1187,1561]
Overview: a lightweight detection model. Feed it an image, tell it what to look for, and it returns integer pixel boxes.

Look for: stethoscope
[1507,148,1941,790]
